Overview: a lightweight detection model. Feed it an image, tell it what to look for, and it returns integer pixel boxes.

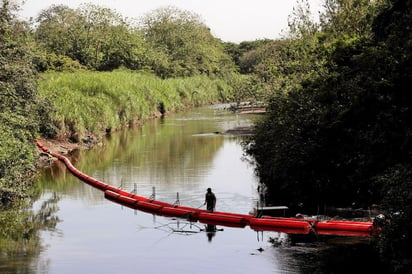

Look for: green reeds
[38,69,233,140]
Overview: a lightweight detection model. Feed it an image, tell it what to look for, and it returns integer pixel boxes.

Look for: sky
[17,0,323,43]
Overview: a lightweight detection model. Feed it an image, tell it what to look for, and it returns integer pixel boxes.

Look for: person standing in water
[204,188,216,212]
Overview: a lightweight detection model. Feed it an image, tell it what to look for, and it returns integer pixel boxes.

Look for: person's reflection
[205,224,216,242]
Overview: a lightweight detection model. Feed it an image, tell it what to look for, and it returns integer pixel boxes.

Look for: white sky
[18,0,323,43]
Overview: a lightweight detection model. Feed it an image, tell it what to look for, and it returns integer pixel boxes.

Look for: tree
[35,5,84,59]
[320,0,389,38]
[223,39,272,74]
[78,3,147,70]
[0,0,40,203]
[245,0,412,270]
[35,4,147,71]
[246,0,329,98]
[244,0,396,210]
[141,6,236,78]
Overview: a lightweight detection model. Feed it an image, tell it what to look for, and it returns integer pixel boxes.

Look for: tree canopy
[140,6,236,78]
[33,5,237,77]
[34,4,147,71]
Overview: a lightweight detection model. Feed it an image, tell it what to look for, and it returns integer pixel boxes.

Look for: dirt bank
[35,135,100,168]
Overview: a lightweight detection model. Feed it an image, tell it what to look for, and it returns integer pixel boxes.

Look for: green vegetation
[34,3,147,72]
[141,6,236,78]
[38,70,233,140]
[33,4,235,77]
[1,0,243,204]
[0,0,50,203]
[0,3,59,268]
[1,0,412,270]
[243,0,412,271]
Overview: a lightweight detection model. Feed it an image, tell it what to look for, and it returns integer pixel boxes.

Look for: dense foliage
[34,4,147,71]
[33,4,237,78]
[141,6,236,78]
[0,0,50,203]
[245,0,412,271]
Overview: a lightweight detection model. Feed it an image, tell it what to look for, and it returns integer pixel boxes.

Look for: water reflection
[151,220,222,243]
[205,224,217,242]
[271,235,387,274]
[0,193,60,273]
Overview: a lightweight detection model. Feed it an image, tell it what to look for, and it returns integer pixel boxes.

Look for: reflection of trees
[291,241,390,273]
[37,108,227,194]
[36,107,256,203]
[0,193,60,273]
[271,234,390,273]
[86,116,224,183]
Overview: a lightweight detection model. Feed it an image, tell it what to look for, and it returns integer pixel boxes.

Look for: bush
[33,51,86,72]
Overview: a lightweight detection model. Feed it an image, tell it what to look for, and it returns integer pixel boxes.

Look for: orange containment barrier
[104,191,162,214]
[315,220,373,232]
[35,139,379,236]
[160,206,195,218]
[250,225,312,235]
[315,229,373,237]
[249,217,312,230]
[198,212,248,228]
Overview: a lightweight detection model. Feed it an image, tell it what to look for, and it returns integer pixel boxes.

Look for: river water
[3,105,381,273]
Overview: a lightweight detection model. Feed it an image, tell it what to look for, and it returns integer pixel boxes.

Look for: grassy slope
[38,69,233,140]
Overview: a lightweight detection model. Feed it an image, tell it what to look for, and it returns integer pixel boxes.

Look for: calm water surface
[1,105,381,274]
[32,105,305,274]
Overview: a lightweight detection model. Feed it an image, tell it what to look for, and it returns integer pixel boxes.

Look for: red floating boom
[35,139,379,236]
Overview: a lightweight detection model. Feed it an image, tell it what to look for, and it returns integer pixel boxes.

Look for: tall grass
[38,69,233,140]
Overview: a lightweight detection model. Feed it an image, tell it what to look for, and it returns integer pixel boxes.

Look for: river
[2,105,382,274]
